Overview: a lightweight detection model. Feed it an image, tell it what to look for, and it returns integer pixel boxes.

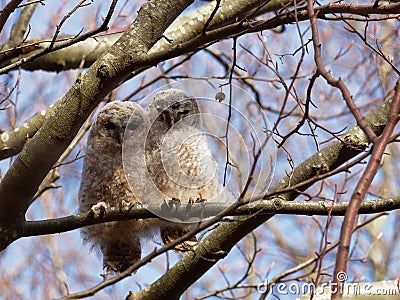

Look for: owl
[78,101,150,273]
[146,89,234,249]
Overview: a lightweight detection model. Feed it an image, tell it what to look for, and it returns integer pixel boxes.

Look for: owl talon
[120,200,135,211]
[185,197,207,218]
[100,270,112,281]
[90,201,108,217]
[161,197,181,210]
[185,199,194,215]
[195,196,206,203]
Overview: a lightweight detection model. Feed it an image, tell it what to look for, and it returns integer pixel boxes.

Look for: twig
[307,0,377,142]
[257,213,387,299]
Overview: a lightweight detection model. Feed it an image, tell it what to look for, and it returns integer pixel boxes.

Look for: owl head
[147,88,201,130]
[88,101,148,155]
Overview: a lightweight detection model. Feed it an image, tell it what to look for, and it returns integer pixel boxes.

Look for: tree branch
[7,2,398,72]
[307,0,377,142]
[332,79,400,298]
[8,0,38,45]
[23,196,400,237]
[0,100,59,160]
[0,0,117,74]
[0,0,23,34]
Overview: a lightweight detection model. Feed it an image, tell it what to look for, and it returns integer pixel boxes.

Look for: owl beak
[170,106,186,126]
[118,131,124,144]
[159,108,175,128]
[170,111,177,126]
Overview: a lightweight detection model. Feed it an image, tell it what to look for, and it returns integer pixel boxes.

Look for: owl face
[158,99,197,127]
[147,89,200,130]
[91,102,148,145]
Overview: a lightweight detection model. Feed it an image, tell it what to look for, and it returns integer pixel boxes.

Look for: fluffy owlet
[78,101,150,273]
[79,92,233,272]
[146,89,234,249]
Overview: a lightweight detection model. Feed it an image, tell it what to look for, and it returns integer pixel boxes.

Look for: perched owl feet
[161,197,181,211]
[90,201,108,217]
[120,199,136,212]
[196,196,207,203]
[187,196,207,204]
[100,269,114,281]
[185,197,207,219]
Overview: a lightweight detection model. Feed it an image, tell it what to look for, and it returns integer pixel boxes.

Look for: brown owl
[146,89,234,250]
[78,101,150,273]
[79,93,233,273]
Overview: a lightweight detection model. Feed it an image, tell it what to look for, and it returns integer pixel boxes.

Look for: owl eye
[171,103,180,110]
[104,122,117,130]
[179,109,191,116]
[127,122,138,131]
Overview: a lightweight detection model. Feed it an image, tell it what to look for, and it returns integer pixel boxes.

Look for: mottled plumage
[79,91,233,273]
[78,101,149,273]
[146,89,234,249]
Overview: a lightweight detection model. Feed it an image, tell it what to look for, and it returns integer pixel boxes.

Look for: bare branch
[0,100,58,160]
[22,197,400,238]
[0,0,118,74]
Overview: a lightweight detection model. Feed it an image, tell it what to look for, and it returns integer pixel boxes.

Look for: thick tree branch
[6,2,398,72]
[23,196,400,237]
[0,0,23,34]
[0,0,38,64]
[148,0,289,54]
[21,33,121,71]
[0,100,58,160]
[8,0,38,44]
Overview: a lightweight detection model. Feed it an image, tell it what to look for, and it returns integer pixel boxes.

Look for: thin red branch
[332,80,400,298]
